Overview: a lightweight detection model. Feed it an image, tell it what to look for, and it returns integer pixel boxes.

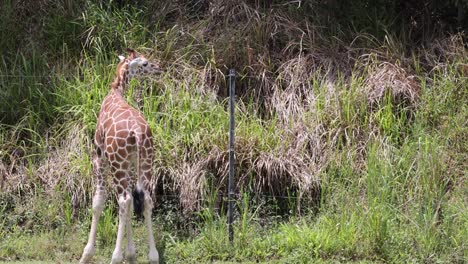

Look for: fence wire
[1,71,318,219]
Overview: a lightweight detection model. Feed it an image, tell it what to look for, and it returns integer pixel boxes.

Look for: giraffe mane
[110,49,147,91]
[111,59,128,90]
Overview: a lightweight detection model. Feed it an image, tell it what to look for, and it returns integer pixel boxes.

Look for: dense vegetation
[0,0,466,263]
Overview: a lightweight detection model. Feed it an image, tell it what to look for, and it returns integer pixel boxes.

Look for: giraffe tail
[133,131,145,221]
[132,187,145,220]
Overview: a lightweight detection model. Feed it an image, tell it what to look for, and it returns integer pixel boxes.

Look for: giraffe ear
[118,55,125,62]
[126,48,137,58]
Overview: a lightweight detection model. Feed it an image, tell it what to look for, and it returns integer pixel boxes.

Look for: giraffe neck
[111,64,132,96]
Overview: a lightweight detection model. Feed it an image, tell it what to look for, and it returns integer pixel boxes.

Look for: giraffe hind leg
[144,193,159,264]
[111,164,137,264]
[125,197,136,264]
[125,159,138,263]
[139,169,158,264]
[136,134,158,263]
[111,190,131,264]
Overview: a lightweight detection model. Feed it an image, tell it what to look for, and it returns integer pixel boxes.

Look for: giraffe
[80,49,163,264]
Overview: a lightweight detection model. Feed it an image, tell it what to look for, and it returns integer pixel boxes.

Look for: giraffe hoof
[111,252,123,264]
[79,257,91,264]
[126,255,137,264]
[80,244,95,263]
[149,249,159,264]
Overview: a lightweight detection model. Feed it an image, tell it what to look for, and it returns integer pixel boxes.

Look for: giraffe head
[113,48,163,93]
[119,48,163,77]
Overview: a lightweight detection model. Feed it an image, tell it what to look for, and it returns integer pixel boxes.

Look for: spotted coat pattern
[80,49,162,264]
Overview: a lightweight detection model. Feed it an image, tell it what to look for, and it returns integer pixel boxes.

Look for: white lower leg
[80,191,106,264]
[125,203,136,263]
[144,198,159,264]
[111,195,130,264]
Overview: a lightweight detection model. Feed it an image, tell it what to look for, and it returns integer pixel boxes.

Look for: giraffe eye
[142,61,148,67]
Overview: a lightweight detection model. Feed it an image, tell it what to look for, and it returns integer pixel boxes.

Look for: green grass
[1,0,467,263]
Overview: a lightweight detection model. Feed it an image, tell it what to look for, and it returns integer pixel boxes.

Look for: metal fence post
[228,69,236,243]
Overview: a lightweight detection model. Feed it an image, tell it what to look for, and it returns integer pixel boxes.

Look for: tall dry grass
[0,1,467,262]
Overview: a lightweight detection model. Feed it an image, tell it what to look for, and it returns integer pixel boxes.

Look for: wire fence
[1,68,320,243]
[151,193,307,200]
[0,73,280,80]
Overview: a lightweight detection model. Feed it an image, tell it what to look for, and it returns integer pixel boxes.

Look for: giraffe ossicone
[80,49,162,264]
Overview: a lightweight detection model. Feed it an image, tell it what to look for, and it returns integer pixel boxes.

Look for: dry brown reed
[2,1,465,215]
[364,62,421,107]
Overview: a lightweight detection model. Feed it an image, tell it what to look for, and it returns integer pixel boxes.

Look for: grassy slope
[1,1,467,263]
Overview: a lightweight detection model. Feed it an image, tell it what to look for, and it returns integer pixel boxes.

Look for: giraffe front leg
[80,189,106,263]
[81,153,107,264]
